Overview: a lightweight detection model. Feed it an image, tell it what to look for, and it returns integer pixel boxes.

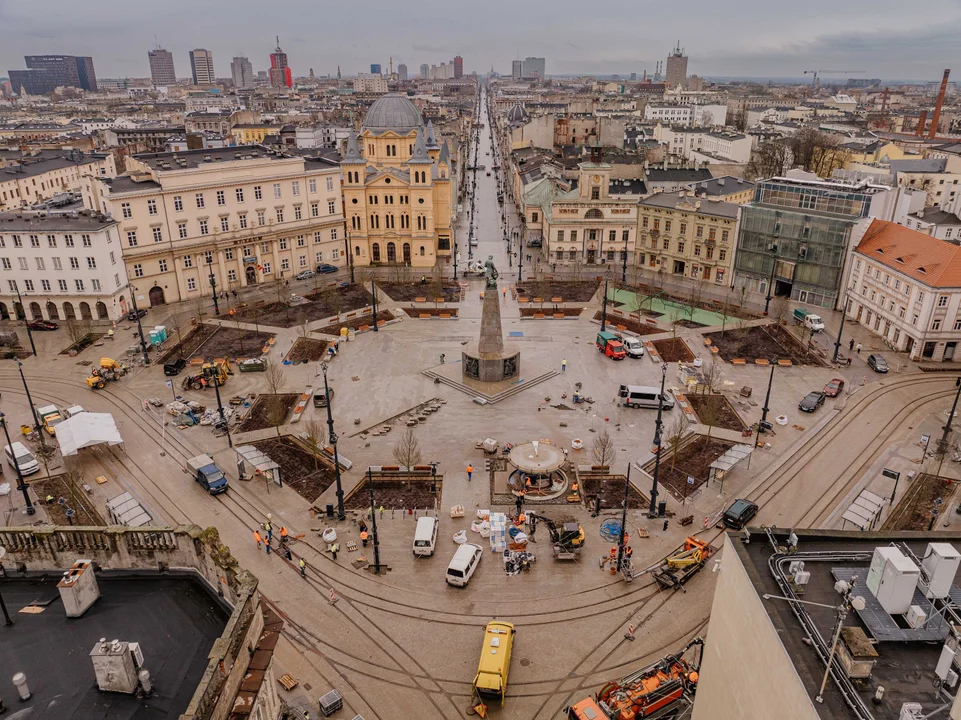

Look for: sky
[1,0,959,82]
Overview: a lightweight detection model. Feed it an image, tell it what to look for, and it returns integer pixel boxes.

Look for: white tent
[56,412,123,456]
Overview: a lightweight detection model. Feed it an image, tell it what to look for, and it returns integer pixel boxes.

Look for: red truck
[596,331,626,360]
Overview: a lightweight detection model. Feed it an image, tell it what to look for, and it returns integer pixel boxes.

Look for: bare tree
[265,395,289,438]
[687,278,704,323]
[702,358,725,393]
[698,395,723,446]
[231,313,247,356]
[592,430,615,468]
[193,296,208,323]
[299,318,312,341]
[273,280,291,324]
[719,287,732,337]
[64,317,92,348]
[745,140,790,181]
[392,427,422,471]
[168,313,189,359]
[302,417,326,474]
[264,362,285,396]
[666,415,688,471]
[771,295,790,325]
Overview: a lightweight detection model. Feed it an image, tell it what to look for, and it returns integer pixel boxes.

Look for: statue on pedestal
[484,255,498,289]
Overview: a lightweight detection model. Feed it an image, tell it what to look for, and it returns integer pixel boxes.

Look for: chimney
[929,69,951,139]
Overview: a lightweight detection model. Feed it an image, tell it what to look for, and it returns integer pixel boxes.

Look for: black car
[127,308,147,321]
[163,358,186,376]
[723,499,759,529]
[867,354,889,373]
[316,263,338,274]
[27,319,58,331]
[798,391,826,413]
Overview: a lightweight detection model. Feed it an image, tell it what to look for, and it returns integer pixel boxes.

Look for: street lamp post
[17,361,44,443]
[763,243,778,316]
[0,547,12,625]
[622,231,630,284]
[207,256,220,316]
[14,284,36,356]
[367,467,382,574]
[755,364,776,450]
[128,285,150,365]
[369,273,378,332]
[616,463,632,573]
[345,231,355,284]
[517,244,523,283]
[0,413,35,515]
[648,363,668,518]
[832,292,849,364]
[600,278,609,332]
[322,362,346,520]
[207,372,232,448]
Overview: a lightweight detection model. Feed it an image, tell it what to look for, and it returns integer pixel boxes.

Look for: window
[297,236,306,247]
[278,238,288,250]
[314,232,322,244]
[294,205,302,220]
[262,261,272,274]
[571,231,577,242]
[899,306,906,319]
[199,220,209,236]
[147,199,157,215]
[203,251,213,265]
[292,181,300,196]
[665,221,672,233]
[238,213,248,229]
[680,223,687,235]
[92,279,101,291]
[309,179,317,193]
[225,248,234,260]
[933,319,942,330]
[257,210,266,226]
[722,230,729,242]
[35,257,45,270]
[332,248,340,260]
[195,193,205,208]
[216,190,225,206]
[114,274,120,288]
[174,196,183,212]
[327,177,334,191]
[694,245,701,257]
[12,235,21,247]
[709,228,716,241]
[151,227,162,243]
[328,200,336,215]
[715,269,725,284]
[591,187,600,200]
[52,257,62,270]
[273,183,282,199]
[158,259,168,273]
[41,280,50,292]
[938,295,949,307]
[913,314,918,326]
[47,235,56,248]
[23,279,33,292]
[311,203,320,218]
[299,255,307,267]
[642,216,649,228]
[58,279,68,291]
[254,185,263,200]
[126,230,138,247]
[30,235,39,248]
[276,208,284,223]
[186,277,197,291]
[121,202,132,218]
[74,279,84,292]
[532,212,539,222]
[87,257,96,269]
[183,255,193,268]
[282,258,290,270]
[177,222,188,239]
[7,280,16,292]
[262,242,271,253]
[236,188,245,203]
[82,234,91,247]
[919,292,925,304]
[719,249,727,262]
[228,269,237,282]
[331,229,338,240]
[696,225,704,238]
[0,258,9,270]
[219,217,228,232]
[133,263,143,278]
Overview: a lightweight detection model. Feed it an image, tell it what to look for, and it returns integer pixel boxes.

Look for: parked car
[26,319,58,331]
[316,263,338,274]
[867,354,889,373]
[294,270,315,280]
[823,378,845,397]
[163,358,187,376]
[127,308,147,321]
[618,335,645,359]
[799,391,826,413]
[723,499,759,529]
[313,388,334,408]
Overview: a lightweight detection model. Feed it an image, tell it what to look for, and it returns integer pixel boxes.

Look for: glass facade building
[733,178,880,309]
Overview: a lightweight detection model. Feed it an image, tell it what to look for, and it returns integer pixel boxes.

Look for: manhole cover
[520,658,531,667]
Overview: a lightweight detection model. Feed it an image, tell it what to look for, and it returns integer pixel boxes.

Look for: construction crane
[802,69,865,88]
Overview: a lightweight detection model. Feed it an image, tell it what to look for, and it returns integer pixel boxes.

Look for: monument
[462,256,520,382]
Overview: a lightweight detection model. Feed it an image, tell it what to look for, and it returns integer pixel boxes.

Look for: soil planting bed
[705,324,824,366]
[380,282,461,303]
[882,473,957,531]
[239,284,374,328]
[31,474,105,525]
[592,312,664,336]
[287,337,331,363]
[651,437,735,499]
[686,394,748,431]
[237,393,300,432]
[652,337,696,363]
[344,475,442,511]
[194,326,275,360]
[516,280,600,303]
[250,436,336,503]
[317,310,394,334]
[579,474,647,509]
[520,307,582,317]
[59,332,105,356]
[158,324,216,364]
[618,282,757,320]
[403,308,460,318]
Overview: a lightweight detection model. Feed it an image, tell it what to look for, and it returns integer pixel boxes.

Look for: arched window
[419,245,425,256]
[354,245,361,256]
[372,243,381,262]
[585,208,603,219]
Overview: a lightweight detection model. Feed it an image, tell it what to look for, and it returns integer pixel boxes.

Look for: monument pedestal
[462,285,519,383]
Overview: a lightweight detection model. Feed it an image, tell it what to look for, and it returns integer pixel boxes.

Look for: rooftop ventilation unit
[90,638,146,694]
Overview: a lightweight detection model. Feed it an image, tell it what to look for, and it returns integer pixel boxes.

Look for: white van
[4,442,40,475]
[413,516,438,557]
[446,543,483,587]
[618,385,675,410]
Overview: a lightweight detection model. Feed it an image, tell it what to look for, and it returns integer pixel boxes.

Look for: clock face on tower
[592,175,601,183]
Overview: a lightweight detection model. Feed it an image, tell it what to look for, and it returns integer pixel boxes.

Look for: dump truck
[85,358,127,389]
[185,454,229,494]
[647,536,716,591]
[529,513,584,559]
[182,358,230,391]
[596,331,626,360]
[567,638,704,720]
[37,405,64,436]
[793,307,824,332]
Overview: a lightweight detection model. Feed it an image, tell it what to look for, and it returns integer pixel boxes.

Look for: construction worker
[331,543,339,560]
[466,464,473,482]
[525,476,532,491]
[625,545,633,560]
[253,530,263,549]
[609,546,617,563]
[283,546,292,561]
[360,530,369,547]
[561,358,567,373]
[515,491,523,516]
[299,558,307,577]
[45,494,55,504]
[264,522,272,543]
[279,526,289,544]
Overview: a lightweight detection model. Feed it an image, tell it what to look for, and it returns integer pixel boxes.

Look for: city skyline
[1,0,959,81]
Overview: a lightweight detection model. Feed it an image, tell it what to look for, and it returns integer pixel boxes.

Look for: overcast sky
[1,0,959,81]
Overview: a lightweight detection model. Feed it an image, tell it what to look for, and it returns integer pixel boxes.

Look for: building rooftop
[733,530,961,720]
[0,153,107,180]
[691,176,754,197]
[0,208,114,231]
[645,168,714,183]
[132,145,290,171]
[909,209,961,227]
[640,189,739,218]
[856,218,961,288]
[362,94,424,134]
[0,573,229,719]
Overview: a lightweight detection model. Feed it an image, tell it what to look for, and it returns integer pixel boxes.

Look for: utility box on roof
[58,559,100,617]
[922,542,961,599]
[867,546,920,615]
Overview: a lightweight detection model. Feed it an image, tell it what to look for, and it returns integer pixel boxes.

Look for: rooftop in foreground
[0,573,229,719]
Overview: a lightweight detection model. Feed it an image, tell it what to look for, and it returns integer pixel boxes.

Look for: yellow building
[229,124,280,145]
[341,95,456,268]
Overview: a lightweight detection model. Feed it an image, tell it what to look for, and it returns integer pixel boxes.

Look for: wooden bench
[777,359,793,367]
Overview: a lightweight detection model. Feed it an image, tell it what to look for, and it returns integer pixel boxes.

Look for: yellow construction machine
[182,358,230,391]
[85,358,128,390]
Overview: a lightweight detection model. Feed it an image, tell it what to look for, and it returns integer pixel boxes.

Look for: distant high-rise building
[189,49,215,85]
[521,57,545,80]
[511,60,522,80]
[665,42,688,89]
[398,63,408,81]
[370,63,382,75]
[230,56,254,88]
[453,56,463,79]
[630,72,637,81]
[8,55,97,95]
[420,64,429,79]
[148,48,176,87]
[269,37,292,88]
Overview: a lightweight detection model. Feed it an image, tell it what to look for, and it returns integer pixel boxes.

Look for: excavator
[85,358,128,390]
[567,638,704,720]
[182,358,230,391]
[528,513,584,559]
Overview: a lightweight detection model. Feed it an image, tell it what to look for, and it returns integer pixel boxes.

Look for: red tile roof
[855,219,961,288]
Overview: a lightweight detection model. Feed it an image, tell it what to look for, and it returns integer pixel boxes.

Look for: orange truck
[596,331,626,360]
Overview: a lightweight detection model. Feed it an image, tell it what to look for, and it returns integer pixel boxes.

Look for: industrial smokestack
[916,110,928,137]
[929,69,951,139]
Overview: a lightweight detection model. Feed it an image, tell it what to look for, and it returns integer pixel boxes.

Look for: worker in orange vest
[279,526,289,545]
[466,464,474,481]
[360,530,369,547]
[253,530,263,549]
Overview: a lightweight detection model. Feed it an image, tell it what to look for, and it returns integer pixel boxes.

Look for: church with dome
[342,94,457,269]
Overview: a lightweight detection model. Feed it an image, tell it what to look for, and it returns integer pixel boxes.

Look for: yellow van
[473,620,515,706]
